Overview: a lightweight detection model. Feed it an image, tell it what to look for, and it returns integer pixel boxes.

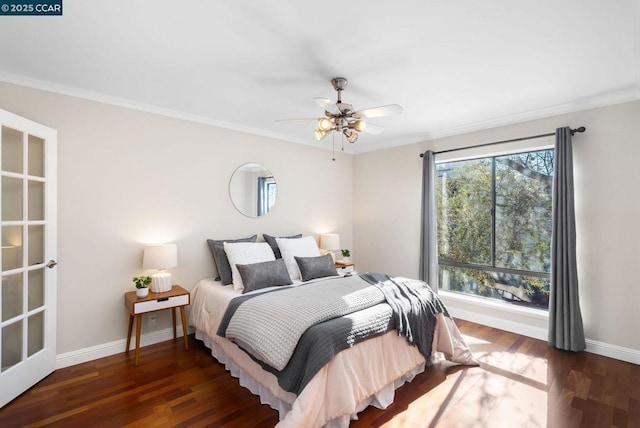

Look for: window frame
[434,137,554,307]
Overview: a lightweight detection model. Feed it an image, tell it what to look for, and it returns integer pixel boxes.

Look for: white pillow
[276,236,321,280]
[224,242,275,291]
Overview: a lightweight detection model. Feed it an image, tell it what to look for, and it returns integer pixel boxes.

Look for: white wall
[0,82,353,357]
[2,80,638,364]
[354,100,640,358]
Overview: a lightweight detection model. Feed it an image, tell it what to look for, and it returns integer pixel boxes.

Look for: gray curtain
[548,127,586,351]
[257,176,267,216]
[419,150,438,292]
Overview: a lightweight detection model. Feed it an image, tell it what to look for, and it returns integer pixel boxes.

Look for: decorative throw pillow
[263,233,302,258]
[223,242,276,291]
[207,235,257,284]
[276,236,321,281]
[237,259,293,294]
[295,254,339,282]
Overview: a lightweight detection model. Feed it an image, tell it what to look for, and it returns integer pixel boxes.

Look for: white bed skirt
[195,328,426,427]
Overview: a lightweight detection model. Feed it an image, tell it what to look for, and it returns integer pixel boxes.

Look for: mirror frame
[229,162,277,218]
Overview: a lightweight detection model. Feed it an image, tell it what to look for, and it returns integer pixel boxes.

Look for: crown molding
[350,86,640,154]
[2,71,637,157]
[0,71,325,148]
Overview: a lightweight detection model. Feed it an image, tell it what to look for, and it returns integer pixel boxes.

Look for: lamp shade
[143,244,178,269]
[319,234,340,251]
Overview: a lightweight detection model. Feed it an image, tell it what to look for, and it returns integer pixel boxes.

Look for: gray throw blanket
[360,272,449,360]
[218,273,450,395]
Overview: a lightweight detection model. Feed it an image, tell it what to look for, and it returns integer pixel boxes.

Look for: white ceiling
[0,0,638,153]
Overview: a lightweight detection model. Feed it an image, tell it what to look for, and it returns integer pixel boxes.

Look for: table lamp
[319,233,340,262]
[143,243,178,293]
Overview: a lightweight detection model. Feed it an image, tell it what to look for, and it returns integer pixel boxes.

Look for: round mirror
[229,163,278,218]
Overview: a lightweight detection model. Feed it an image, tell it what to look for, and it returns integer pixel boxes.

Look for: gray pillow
[237,258,293,294]
[207,235,257,284]
[263,233,302,258]
[294,254,339,282]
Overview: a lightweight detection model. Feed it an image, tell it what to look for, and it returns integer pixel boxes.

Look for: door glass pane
[28,180,44,221]
[1,320,23,372]
[1,126,23,174]
[28,135,45,178]
[28,225,44,266]
[28,269,44,311]
[28,311,44,357]
[2,273,23,321]
[2,176,23,221]
[2,226,23,271]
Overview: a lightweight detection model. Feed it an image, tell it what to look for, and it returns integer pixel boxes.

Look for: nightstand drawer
[336,263,355,274]
[133,294,189,314]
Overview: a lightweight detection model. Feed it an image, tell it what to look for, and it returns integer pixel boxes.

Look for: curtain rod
[419,126,586,157]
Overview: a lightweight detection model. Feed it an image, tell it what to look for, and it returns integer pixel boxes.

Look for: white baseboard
[585,339,640,365]
[56,326,194,369]
[55,311,640,369]
[446,301,640,365]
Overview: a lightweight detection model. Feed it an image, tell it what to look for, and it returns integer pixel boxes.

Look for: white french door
[0,109,57,408]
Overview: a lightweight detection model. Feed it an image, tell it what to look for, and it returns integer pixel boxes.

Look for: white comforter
[188,277,477,428]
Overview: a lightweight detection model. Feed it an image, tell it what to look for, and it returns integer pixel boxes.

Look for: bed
[188,272,477,427]
[190,235,476,426]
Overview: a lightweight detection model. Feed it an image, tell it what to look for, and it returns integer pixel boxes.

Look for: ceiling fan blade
[363,123,384,135]
[313,97,340,115]
[355,104,403,119]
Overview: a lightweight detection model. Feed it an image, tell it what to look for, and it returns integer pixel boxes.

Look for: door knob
[46,260,58,269]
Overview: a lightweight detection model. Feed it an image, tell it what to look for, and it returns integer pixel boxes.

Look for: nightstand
[336,262,356,275]
[124,285,190,366]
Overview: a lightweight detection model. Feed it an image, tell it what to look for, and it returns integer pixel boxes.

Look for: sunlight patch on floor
[461,334,491,346]
[381,342,550,427]
[379,369,474,427]
[478,351,548,389]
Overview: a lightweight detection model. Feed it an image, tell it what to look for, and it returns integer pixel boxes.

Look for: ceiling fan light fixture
[318,117,333,131]
[344,129,358,143]
[352,119,366,132]
[314,128,328,141]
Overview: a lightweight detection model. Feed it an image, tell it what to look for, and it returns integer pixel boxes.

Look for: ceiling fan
[278,77,403,144]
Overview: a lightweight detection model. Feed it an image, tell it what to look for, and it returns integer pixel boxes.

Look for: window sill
[438,290,549,341]
[439,290,549,321]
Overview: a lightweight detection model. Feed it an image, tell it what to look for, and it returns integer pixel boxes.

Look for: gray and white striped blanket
[219,275,385,371]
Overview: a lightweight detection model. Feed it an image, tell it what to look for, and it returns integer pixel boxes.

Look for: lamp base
[150,272,172,293]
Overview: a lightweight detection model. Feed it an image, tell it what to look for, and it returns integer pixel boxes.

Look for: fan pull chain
[332,131,335,161]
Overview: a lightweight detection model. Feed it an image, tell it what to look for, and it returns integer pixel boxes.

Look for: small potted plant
[340,249,351,262]
[133,275,151,298]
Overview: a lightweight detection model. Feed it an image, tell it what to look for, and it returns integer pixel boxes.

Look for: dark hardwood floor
[1,319,638,427]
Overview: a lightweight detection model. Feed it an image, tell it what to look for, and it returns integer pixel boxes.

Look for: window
[436,149,554,309]
[257,176,277,216]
